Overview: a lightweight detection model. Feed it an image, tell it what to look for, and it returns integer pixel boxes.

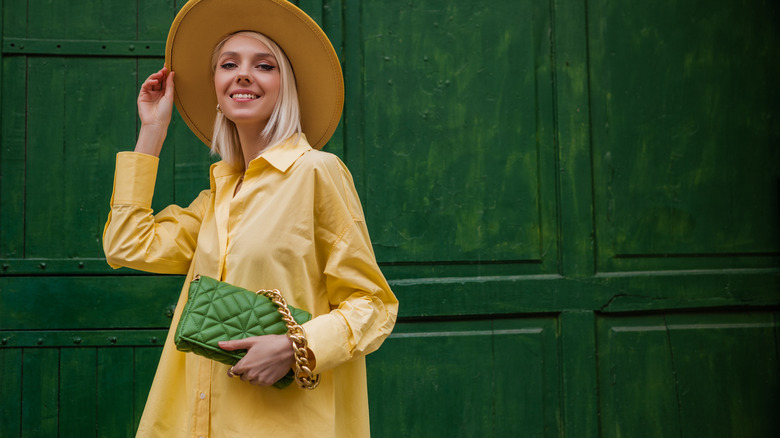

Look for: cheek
[268,77,282,98]
[213,76,225,97]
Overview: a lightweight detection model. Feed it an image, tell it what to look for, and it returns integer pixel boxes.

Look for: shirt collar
[209,134,313,181]
[253,134,312,173]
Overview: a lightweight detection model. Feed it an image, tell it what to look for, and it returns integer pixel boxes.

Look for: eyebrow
[219,51,276,60]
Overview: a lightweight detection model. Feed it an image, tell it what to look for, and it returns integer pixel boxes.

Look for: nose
[236,66,252,83]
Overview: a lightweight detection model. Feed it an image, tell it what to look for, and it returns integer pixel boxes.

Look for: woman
[103,1,398,437]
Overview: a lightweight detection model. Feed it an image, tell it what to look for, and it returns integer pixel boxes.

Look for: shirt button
[199,393,206,400]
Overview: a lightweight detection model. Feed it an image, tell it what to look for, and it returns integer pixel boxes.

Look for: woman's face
[214,34,281,128]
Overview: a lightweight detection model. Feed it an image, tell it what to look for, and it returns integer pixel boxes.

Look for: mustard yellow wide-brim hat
[165,0,344,149]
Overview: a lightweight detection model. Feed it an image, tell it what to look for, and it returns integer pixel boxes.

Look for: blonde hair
[210,31,301,168]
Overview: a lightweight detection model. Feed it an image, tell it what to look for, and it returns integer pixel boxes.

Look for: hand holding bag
[174,275,320,389]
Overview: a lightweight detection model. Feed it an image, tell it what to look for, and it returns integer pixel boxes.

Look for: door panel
[360,0,557,266]
[598,312,780,437]
[588,0,780,272]
[367,317,561,437]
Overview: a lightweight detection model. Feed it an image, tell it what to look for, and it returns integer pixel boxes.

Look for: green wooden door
[1,0,778,437]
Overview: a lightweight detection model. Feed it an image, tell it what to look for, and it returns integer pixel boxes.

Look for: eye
[219,62,238,70]
[257,63,276,71]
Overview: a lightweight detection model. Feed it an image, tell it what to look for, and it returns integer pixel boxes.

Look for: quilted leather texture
[174,275,311,388]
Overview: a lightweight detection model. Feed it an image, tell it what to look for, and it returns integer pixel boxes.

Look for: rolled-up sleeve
[103,151,209,274]
[304,221,398,373]
[302,155,398,373]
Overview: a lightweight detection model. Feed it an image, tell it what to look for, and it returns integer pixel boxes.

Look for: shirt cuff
[302,313,351,373]
[111,151,159,207]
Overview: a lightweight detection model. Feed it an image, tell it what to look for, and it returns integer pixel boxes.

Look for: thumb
[164,71,175,98]
[219,338,254,351]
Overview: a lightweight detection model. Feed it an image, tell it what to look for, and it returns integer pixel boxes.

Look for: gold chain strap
[259,289,321,390]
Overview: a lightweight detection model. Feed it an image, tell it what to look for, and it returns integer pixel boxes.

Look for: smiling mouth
[231,93,258,99]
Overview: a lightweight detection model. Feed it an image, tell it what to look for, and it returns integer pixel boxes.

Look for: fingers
[140,67,173,94]
[222,342,280,385]
[218,338,253,351]
[227,364,268,385]
[228,366,281,387]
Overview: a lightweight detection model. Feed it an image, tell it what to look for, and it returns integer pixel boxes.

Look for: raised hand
[138,67,175,128]
[135,67,175,157]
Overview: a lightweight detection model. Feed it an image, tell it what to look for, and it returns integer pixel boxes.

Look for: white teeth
[232,93,257,99]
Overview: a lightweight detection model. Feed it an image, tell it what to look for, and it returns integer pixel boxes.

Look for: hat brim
[165,0,344,150]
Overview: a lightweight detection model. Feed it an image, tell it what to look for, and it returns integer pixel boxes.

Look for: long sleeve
[304,221,398,373]
[103,151,210,274]
[302,155,398,373]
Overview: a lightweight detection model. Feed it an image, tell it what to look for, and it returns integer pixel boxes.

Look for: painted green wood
[3,38,165,57]
[366,318,561,437]
[138,0,178,40]
[0,344,163,436]
[597,312,780,437]
[0,258,173,275]
[665,312,780,437]
[27,0,136,40]
[383,269,780,317]
[27,57,138,258]
[552,0,596,278]
[319,0,345,159]
[342,0,365,184]
[597,315,682,437]
[21,348,59,436]
[0,348,23,437]
[588,0,780,271]
[0,277,181,330]
[59,348,98,436]
[97,347,136,437]
[25,55,67,257]
[559,311,598,438]
[0,330,169,348]
[296,0,323,25]
[492,317,562,436]
[2,0,173,56]
[0,55,25,259]
[360,0,557,266]
[2,0,28,38]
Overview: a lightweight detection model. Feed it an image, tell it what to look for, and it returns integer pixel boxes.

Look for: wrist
[135,124,168,157]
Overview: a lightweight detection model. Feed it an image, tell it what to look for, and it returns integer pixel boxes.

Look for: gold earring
[216,104,222,113]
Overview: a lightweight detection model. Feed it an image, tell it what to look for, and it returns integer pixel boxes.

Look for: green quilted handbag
[174,275,312,389]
